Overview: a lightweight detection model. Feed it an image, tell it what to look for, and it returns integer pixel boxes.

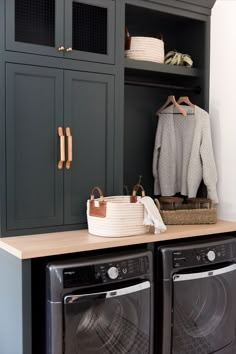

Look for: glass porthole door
[172,264,236,354]
[63,282,151,354]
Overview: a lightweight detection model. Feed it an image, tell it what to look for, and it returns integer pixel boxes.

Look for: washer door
[172,264,236,354]
[63,281,151,354]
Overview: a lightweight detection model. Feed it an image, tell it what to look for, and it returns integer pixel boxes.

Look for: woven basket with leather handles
[87,184,150,237]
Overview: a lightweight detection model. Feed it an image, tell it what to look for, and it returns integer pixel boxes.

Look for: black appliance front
[46,250,153,354]
[158,236,236,354]
[64,281,150,354]
[173,264,236,354]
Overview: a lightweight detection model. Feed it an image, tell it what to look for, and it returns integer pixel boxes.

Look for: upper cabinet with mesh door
[5,0,115,64]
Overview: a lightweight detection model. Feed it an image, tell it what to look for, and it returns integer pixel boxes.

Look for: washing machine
[156,235,236,354]
[46,250,153,354]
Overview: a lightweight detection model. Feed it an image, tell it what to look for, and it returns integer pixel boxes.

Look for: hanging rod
[125,80,201,93]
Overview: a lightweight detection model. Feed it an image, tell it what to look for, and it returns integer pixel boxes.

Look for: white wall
[210,0,236,220]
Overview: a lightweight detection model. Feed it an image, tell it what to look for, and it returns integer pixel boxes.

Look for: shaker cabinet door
[6,64,64,230]
[63,70,114,225]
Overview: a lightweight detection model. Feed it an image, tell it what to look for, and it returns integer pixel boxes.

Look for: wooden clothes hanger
[157,95,187,116]
[177,96,195,107]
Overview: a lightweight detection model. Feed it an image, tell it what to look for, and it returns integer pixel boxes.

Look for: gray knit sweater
[152,104,218,203]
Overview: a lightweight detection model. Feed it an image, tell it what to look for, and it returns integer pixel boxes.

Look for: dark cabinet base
[4,64,114,235]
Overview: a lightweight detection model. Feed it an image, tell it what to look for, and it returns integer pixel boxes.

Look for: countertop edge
[1,220,236,260]
[0,241,23,259]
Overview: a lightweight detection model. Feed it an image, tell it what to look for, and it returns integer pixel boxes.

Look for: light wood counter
[0,220,236,259]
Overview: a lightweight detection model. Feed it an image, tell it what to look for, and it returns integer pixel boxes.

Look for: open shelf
[125,58,200,78]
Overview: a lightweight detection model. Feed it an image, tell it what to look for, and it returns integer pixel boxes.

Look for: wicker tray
[155,199,217,225]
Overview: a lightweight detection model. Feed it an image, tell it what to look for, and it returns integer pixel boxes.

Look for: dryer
[156,235,236,354]
[46,250,153,354]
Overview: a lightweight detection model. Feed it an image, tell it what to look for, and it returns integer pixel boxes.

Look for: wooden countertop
[0,220,236,259]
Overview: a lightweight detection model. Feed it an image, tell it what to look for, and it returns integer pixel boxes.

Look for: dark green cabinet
[123,0,211,196]
[6,64,64,230]
[63,70,114,225]
[6,0,115,64]
[6,63,114,232]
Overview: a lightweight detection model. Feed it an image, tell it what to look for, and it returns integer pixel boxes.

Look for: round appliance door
[63,281,151,354]
[172,264,236,354]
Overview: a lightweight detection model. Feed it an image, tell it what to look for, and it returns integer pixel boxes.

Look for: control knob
[107,266,119,280]
[206,250,216,262]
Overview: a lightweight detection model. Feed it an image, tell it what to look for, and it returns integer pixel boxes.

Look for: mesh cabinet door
[6,0,64,56]
[64,0,115,64]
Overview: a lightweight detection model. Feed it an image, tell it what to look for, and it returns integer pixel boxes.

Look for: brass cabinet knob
[57,46,65,51]
[66,47,73,52]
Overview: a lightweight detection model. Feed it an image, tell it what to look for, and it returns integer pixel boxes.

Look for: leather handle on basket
[155,198,161,211]
[125,27,131,50]
[157,33,164,41]
[89,187,106,218]
[130,184,146,203]
[90,186,104,202]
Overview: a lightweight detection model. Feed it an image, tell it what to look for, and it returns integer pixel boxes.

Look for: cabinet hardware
[58,127,65,169]
[66,128,72,170]
[66,47,73,52]
[57,46,65,51]
[66,127,73,169]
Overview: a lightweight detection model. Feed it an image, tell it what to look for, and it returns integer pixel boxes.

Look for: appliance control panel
[63,256,149,287]
[172,242,236,268]
[95,256,149,283]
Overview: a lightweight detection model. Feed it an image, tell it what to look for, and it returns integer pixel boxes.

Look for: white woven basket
[87,185,150,237]
[125,36,165,63]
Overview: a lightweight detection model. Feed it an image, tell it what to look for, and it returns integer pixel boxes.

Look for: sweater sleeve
[152,116,163,195]
[200,115,219,203]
